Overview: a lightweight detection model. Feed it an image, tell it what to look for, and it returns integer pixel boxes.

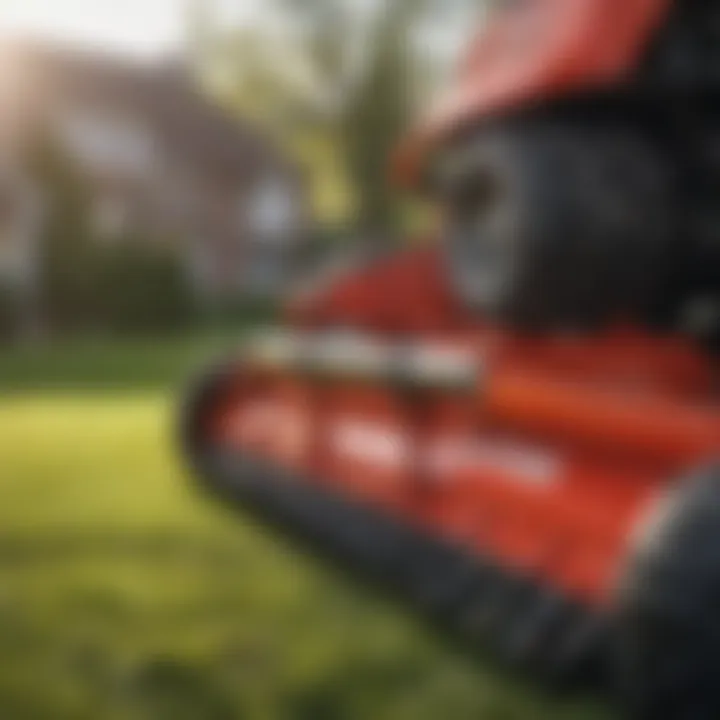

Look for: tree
[31,138,98,333]
[341,3,417,233]
[189,0,433,234]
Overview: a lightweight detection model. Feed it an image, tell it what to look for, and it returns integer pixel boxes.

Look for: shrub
[0,284,20,341]
[31,139,198,335]
[33,139,101,333]
[92,242,197,335]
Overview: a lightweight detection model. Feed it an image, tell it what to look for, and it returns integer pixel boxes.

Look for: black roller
[412,552,482,620]
[495,587,572,674]
[542,608,609,691]
[456,570,527,643]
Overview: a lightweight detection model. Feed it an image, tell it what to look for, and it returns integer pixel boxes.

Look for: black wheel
[439,119,675,330]
[613,463,720,719]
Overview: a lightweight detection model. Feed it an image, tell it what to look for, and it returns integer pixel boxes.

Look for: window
[0,171,40,287]
[57,108,155,176]
[247,176,298,245]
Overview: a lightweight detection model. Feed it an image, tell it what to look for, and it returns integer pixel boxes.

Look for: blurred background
[0,1,605,718]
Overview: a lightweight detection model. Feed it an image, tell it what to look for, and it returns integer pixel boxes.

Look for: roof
[0,36,297,182]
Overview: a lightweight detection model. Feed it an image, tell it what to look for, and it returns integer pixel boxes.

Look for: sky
[0,0,189,57]
[0,1,478,61]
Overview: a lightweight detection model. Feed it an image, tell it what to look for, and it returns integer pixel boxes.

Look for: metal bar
[242,329,480,390]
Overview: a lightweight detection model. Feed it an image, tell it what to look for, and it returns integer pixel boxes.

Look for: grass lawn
[0,336,609,719]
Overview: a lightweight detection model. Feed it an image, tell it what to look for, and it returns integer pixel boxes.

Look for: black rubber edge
[178,363,609,696]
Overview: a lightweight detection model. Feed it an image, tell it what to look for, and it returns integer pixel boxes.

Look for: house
[0,38,307,305]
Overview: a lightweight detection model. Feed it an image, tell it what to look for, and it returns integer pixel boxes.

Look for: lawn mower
[179,1,720,717]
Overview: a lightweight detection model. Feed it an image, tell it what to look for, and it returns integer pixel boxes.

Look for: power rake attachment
[181,1,720,715]
[181,327,720,715]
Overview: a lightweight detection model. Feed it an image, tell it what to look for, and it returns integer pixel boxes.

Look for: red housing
[212,248,719,607]
[393,0,671,185]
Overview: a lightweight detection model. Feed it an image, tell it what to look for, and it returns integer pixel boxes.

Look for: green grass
[0,338,609,719]
[0,333,240,394]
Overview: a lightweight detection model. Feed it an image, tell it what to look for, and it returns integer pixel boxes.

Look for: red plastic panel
[393,0,671,185]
